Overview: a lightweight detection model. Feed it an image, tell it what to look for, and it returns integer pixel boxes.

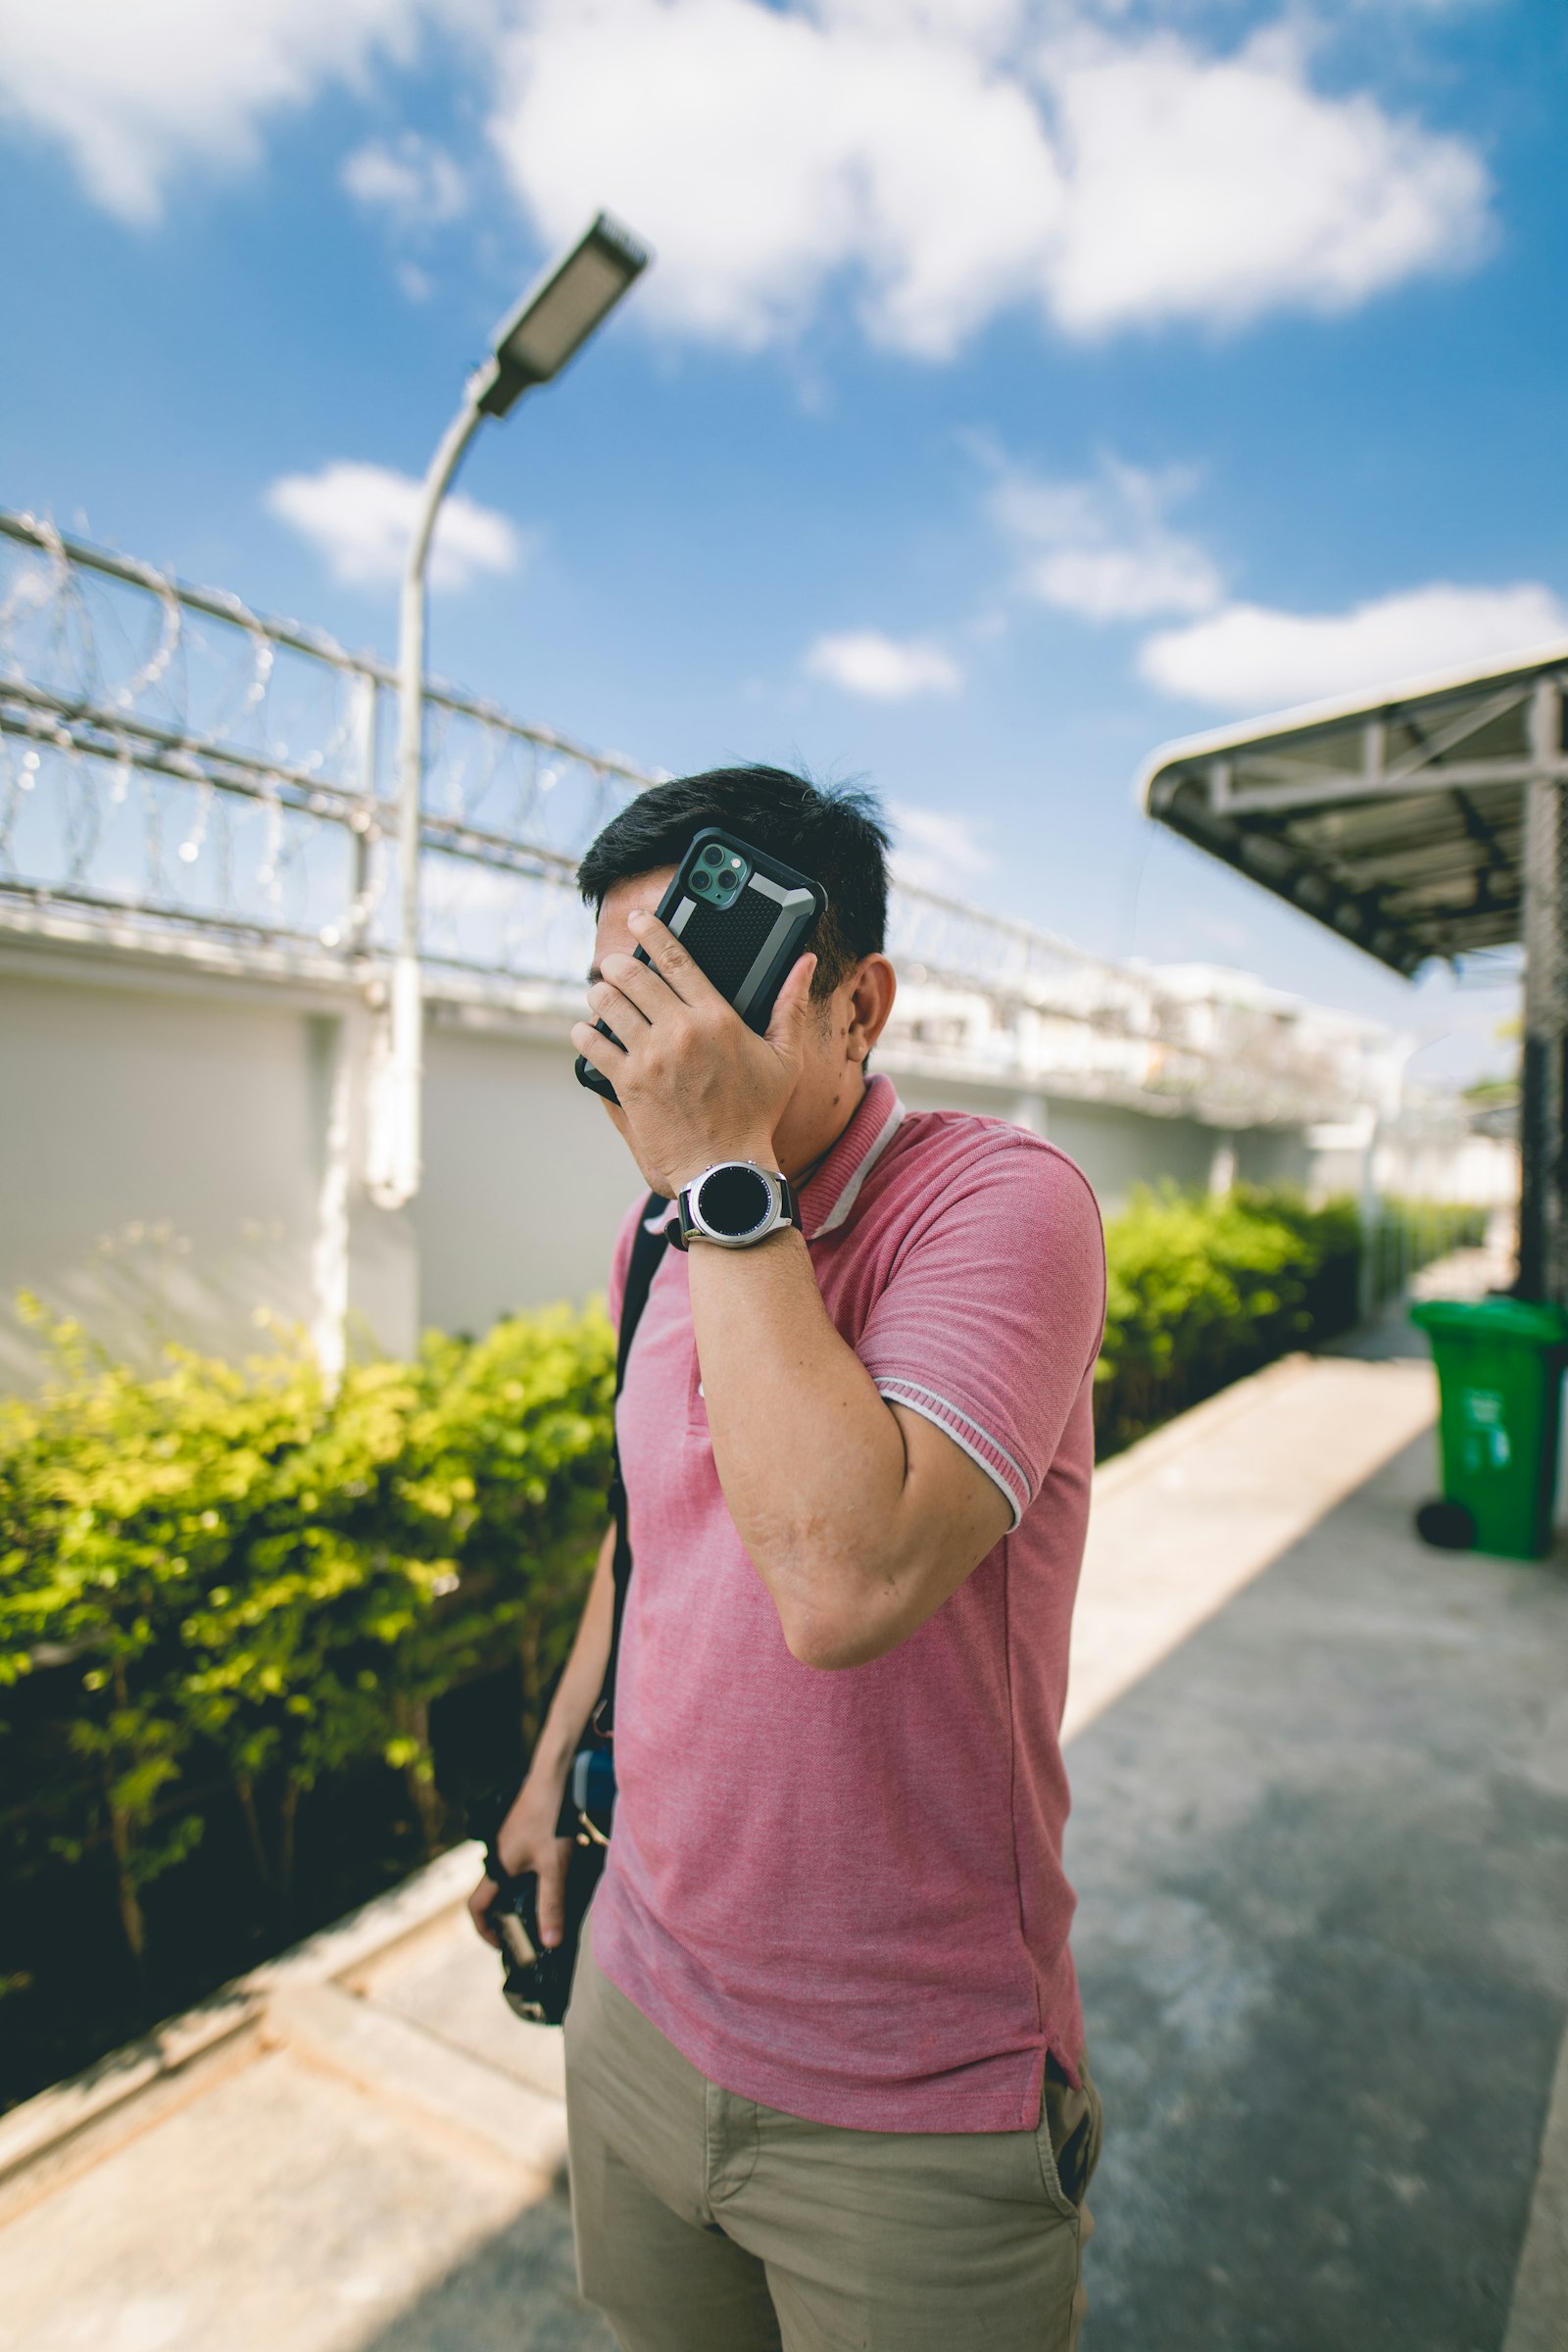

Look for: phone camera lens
[701,846,726,867]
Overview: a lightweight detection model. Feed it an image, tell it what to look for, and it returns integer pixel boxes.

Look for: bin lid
[1409,1296,1568,1346]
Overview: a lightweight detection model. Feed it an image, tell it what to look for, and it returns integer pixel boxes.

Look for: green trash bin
[1408,1296,1568,1559]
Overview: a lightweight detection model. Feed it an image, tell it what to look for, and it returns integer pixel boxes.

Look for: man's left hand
[571,908,817,1198]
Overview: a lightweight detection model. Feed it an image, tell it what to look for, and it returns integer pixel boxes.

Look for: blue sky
[4,0,1564,1082]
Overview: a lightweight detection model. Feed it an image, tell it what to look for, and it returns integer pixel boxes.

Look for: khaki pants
[564,1919,1102,2352]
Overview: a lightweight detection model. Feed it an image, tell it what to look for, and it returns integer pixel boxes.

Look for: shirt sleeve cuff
[872,1377,1031,1530]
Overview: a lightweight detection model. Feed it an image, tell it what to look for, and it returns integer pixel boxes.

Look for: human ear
[846,956,896,1059]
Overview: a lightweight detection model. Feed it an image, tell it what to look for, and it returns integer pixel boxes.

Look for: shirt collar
[644,1074,906,1242]
[798,1073,905,1241]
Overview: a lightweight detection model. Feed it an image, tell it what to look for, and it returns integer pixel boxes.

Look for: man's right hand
[467,1777,575,1951]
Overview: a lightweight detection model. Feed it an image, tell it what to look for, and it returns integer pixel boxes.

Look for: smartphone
[575,827,826,1104]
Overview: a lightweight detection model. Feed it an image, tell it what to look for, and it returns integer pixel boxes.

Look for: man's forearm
[686,1228,917,1665]
[523,1525,616,1796]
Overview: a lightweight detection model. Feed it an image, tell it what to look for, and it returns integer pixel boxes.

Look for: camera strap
[592,1192,672,1740]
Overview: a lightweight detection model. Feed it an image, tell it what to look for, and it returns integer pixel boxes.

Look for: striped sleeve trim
[873,1377,1031,1531]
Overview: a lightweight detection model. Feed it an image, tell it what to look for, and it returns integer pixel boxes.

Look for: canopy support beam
[1517,681,1566,1302]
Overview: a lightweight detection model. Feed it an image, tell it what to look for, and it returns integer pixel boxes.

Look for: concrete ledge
[0,1989,263,2226]
[0,1839,500,2217]
[267,1981,568,2183]
[1092,1351,1321,1500]
[246,1839,487,1996]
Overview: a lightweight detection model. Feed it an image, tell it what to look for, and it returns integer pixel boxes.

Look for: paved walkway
[3,1273,1566,2351]
[1066,1306,1568,2349]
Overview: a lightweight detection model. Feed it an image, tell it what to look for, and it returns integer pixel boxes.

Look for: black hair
[577,765,891,996]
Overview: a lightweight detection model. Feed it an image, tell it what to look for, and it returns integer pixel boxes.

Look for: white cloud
[887,799,994,893]
[989,452,1223,620]
[0,0,427,222]
[341,130,466,228]
[486,3,1490,355]
[821,0,1024,41]
[1,4,1491,359]
[265,461,524,591]
[1038,27,1489,336]
[1140,581,1568,710]
[804,629,964,699]
[488,0,1060,357]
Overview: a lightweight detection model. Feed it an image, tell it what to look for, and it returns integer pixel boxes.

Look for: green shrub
[0,1184,1490,2001]
[1361,1195,1492,1310]
[0,1300,612,1960]
[1094,1185,1487,1454]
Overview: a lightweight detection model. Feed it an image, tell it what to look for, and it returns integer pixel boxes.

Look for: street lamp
[371,212,651,1211]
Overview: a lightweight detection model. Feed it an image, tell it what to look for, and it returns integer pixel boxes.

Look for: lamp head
[476,213,650,418]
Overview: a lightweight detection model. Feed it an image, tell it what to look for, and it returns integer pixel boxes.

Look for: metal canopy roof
[1137,643,1568,978]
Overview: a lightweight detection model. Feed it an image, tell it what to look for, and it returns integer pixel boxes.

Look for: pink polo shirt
[590,1073,1106,2133]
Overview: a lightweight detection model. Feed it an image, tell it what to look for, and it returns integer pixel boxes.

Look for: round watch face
[695,1162,775,1239]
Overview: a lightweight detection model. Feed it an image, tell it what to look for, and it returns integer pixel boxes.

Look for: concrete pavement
[1067,1370,1568,2350]
[3,1277,1566,2351]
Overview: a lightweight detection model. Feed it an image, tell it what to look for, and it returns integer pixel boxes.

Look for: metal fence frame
[0,509,1411,1151]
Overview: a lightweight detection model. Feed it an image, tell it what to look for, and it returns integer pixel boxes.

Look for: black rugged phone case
[575,828,825,1104]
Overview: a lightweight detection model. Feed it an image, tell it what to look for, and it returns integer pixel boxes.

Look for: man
[469,767,1106,2351]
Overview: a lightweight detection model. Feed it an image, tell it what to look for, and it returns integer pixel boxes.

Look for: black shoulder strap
[593,1194,671,1738]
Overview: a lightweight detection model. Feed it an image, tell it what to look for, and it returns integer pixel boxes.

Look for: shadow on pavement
[1067,1423,1568,2352]
[353,2165,613,2352]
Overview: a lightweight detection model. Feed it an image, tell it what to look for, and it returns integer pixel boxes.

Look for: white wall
[0,949,424,1384]
[0,963,325,1386]
[0,944,1508,1389]
[890,1072,1219,1216]
[416,1012,639,1334]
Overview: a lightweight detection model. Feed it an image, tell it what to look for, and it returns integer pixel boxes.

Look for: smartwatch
[671,1161,803,1250]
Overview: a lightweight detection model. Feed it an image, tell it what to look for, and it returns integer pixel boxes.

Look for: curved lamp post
[371,212,651,1210]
